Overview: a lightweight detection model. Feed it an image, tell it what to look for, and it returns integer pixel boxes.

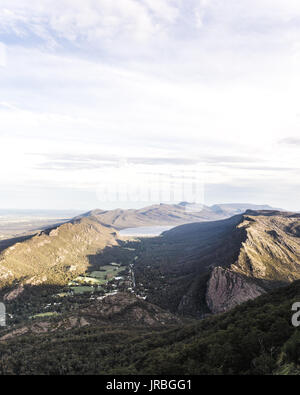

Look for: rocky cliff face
[205,213,300,314]
[231,213,300,283]
[205,267,266,314]
[205,212,300,313]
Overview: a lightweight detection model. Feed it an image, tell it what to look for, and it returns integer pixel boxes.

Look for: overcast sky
[0,0,300,211]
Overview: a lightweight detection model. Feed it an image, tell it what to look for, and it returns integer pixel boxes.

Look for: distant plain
[0,209,81,240]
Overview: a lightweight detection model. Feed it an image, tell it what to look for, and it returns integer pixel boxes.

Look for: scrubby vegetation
[1,280,300,375]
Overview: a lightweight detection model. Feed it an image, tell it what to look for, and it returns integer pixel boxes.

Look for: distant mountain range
[0,203,281,242]
[77,202,281,229]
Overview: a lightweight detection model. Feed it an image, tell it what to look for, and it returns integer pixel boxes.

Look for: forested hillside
[1,280,300,375]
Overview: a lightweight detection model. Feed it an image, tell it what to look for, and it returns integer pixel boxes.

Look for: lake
[119,225,176,237]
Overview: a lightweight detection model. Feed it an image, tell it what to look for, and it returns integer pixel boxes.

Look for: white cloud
[1,0,300,49]
[0,1,300,209]
[0,0,184,47]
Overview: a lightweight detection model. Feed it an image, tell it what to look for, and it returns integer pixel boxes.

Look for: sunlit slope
[231,211,300,282]
[0,217,118,292]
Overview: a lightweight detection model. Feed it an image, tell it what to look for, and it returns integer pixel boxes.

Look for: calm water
[119,225,175,237]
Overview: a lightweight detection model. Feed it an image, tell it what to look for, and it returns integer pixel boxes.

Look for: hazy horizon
[0,200,295,214]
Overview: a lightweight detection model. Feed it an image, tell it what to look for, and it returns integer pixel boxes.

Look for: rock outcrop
[206,267,266,314]
[231,213,300,283]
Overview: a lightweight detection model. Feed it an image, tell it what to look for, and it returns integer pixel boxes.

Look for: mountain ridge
[133,210,300,317]
[76,202,283,230]
[0,216,118,297]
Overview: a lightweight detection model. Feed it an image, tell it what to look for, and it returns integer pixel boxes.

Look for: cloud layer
[0,1,299,210]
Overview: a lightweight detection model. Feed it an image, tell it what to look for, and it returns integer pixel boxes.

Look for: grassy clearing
[66,264,124,294]
[31,312,59,319]
[74,276,104,285]
[70,286,95,294]
[89,271,107,278]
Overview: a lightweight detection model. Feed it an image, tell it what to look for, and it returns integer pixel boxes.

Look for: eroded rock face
[206,267,265,314]
[231,214,300,282]
[189,212,300,316]
[4,285,24,301]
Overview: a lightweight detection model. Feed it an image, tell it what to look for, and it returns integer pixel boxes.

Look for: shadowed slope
[134,211,300,317]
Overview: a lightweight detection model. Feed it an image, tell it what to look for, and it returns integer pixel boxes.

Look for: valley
[1,207,300,324]
[0,204,300,375]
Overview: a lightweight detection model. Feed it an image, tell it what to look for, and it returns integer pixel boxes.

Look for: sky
[0,0,300,211]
